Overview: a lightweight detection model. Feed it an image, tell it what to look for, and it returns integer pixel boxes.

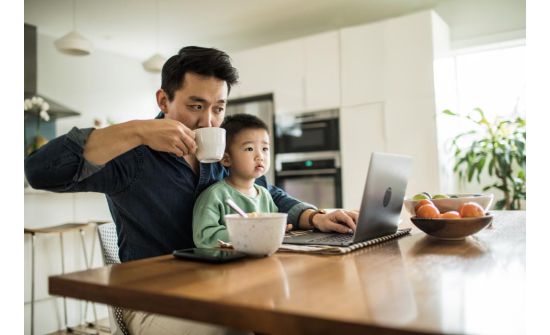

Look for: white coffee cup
[194,127,226,163]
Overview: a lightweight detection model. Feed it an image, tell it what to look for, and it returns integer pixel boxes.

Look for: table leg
[30,233,35,335]
[79,229,100,335]
[59,232,70,332]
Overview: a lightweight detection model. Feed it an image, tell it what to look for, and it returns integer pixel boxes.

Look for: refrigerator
[225,94,275,184]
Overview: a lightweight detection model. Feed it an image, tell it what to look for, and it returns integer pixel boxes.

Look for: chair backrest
[97,222,121,265]
[96,222,129,335]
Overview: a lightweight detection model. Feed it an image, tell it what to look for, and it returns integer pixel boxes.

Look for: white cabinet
[230,45,276,99]
[270,39,306,114]
[340,11,439,106]
[231,32,341,115]
[340,103,387,209]
[304,31,341,111]
[340,21,386,106]
[339,10,449,197]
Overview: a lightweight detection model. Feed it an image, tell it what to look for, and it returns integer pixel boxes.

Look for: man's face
[158,72,228,129]
[222,128,271,180]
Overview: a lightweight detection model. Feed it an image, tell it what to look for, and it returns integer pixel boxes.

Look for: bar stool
[25,222,98,335]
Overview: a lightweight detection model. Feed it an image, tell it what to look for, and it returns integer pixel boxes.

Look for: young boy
[193,113,281,248]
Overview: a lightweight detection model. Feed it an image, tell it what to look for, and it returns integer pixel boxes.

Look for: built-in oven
[275,151,342,209]
[275,109,339,154]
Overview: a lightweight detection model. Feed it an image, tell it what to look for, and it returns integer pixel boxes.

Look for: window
[434,42,525,196]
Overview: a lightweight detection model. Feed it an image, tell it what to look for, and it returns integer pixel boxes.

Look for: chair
[96,222,130,335]
[25,223,98,335]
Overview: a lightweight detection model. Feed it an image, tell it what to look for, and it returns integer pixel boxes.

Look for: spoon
[226,199,248,218]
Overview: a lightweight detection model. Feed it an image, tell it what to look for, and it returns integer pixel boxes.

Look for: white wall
[37,34,160,134]
[434,0,525,49]
[25,33,160,335]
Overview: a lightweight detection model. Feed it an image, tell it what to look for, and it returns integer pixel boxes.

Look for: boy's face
[157,72,228,130]
[222,128,271,180]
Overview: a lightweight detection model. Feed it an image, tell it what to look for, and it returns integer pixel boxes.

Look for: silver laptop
[283,152,412,246]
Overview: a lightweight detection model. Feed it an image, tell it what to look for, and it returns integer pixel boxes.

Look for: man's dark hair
[221,113,269,147]
[161,46,239,101]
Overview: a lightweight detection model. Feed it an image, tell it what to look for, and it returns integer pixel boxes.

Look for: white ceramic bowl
[225,213,287,257]
[404,193,494,216]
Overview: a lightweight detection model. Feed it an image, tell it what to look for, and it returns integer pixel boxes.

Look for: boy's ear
[221,153,231,167]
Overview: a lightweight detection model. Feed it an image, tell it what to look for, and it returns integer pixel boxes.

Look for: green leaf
[467,162,476,182]
[488,157,495,176]
[476,157,486,183]
[442,109,457,116]
[495,199,506,210]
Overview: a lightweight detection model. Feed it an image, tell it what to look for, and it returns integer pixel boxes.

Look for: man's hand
[139,119,197,157]
[313,209,358,234]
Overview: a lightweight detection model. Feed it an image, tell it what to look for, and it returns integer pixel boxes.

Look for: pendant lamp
[142,0,166,72]
[54,0,93,55]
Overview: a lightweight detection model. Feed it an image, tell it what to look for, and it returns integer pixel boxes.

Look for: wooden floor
[47,318,111,335]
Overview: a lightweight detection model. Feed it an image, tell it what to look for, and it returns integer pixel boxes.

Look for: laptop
[283,152,412,246]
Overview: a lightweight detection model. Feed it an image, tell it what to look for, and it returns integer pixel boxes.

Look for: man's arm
[257,177,358,233]
[84,119,197,165]
[25,118,197,192]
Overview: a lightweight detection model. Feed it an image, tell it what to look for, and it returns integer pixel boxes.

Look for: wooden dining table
[49,211,525,335]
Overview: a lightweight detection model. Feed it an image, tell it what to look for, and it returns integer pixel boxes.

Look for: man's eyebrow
[188,96,226,104]
[189,96,207,103]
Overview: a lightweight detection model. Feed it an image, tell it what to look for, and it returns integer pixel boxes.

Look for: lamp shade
[142,53,166,72]
[54,31,93,56]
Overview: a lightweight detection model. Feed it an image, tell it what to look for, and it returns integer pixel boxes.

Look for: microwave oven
[275,109,339,154]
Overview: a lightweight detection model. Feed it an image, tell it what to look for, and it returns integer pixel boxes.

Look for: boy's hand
[285,224,293,232]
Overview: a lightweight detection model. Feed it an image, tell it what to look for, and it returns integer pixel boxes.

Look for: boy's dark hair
[221,114,269,147]
[161,46,239,101]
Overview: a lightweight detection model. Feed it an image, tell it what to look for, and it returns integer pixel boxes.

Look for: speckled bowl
[404,193,494,216]
[410,214,493,240]
[225,213,287,257]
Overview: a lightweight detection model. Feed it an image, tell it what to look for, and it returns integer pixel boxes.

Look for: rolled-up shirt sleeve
[25,127,139,195]
[66,127,105,181]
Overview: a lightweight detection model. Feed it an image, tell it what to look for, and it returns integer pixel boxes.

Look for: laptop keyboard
[310,233,353,244]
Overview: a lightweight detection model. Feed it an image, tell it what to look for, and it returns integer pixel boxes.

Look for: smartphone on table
[173,248,247,263]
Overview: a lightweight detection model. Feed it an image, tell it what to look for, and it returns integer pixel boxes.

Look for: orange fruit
[440,211,461,219]
[415,199,434,212]
[416,204,440,219]
[459,202,485,218]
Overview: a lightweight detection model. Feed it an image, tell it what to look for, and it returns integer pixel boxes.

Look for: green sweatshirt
[192,179,278,248]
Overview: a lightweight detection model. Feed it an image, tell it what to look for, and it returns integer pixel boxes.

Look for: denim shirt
[24,113,315,262]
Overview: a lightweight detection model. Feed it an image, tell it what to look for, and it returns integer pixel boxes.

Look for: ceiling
[25,0,451,61]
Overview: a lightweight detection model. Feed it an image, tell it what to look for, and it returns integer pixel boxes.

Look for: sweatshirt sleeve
[192,186,229,248]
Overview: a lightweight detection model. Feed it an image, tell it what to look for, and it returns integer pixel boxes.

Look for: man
[25,46,357,334]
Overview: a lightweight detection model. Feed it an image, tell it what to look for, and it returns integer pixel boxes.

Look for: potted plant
[24,96,51,155]
[444,108,526,210]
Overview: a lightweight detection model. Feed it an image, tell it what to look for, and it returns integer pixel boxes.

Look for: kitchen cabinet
[232,31,341,115]
[230,44,275,99]
[270,39,306,115]
[340,102,387,209]
[340,99,440,210]
[339,10,449,200]
[340,21,386,106]
[304,31,341,111]
[231,39,304,114]
[340,11,442,106]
